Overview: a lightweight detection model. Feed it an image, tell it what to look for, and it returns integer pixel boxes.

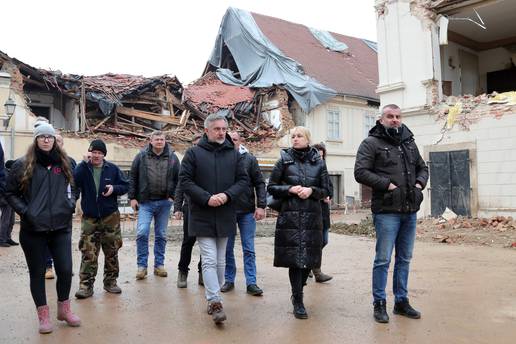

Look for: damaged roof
[183,72,255,114]
[251,12,379,101]
[42,71,182,116]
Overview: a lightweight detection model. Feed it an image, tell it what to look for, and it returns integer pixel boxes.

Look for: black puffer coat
[267,147,330,269]
[179,134,248,237]
[354,122,428,214]
[5,157,77,232]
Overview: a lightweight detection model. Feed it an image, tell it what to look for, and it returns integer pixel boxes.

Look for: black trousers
[0,205,15,243]
[289,267,311,295]
[177,206,201,273]
[19,229,73,307]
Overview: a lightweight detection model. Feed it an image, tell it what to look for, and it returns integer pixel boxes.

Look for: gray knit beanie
[33,122,56,138]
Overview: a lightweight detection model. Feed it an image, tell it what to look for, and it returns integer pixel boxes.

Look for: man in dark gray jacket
[129,131,179,280]
[179,113,248,324]
[220,131,266,296]
[354,104,428,324]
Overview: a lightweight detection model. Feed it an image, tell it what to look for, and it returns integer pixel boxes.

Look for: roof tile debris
[183,72,255,113]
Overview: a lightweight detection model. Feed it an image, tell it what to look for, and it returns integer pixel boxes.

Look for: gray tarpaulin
[308,27,348,52]
[362,39,378,53]
[209,7,337,113]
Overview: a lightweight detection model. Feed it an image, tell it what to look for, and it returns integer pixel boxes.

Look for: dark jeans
[0,205,15,243]
[177,207,201,273]
[289,267,310,295]
[19,229,73,307]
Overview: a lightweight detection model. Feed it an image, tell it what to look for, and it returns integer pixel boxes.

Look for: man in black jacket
[74,139,129,299]
[354,104,428,324]
[179,113,248,324]
[220,131,266,296]
[129,131,179,280]
[0,143,17,247]
[174,178,203,288]
[0,160,17,247]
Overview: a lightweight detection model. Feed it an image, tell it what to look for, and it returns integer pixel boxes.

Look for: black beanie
[89,139,107,156]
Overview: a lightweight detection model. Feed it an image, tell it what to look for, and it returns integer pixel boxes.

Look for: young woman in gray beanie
[4,122,81,334]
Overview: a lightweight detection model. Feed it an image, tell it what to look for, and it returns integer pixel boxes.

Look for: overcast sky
[2,0,377,84]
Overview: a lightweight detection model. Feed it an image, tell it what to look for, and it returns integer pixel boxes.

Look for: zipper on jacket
[47,166,54,230]
[87,162,103,218]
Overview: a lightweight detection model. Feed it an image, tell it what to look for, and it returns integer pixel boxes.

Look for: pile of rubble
[433,91,516,131]
[431,215,516,232]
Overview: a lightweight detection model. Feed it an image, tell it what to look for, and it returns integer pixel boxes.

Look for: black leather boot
[373,300,389,323]
[291,293,308,319]
[393,299,421,319]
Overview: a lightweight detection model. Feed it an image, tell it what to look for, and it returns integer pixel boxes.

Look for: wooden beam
[80,80,87,131]
[22,76,47,89]
[179,110,190,127]
[117,115,156,131]
[92,115,112,131]
[95,127,148,138]
[117,106,181,125]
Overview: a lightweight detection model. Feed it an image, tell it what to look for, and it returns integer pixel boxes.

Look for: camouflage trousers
[78,211,122,289]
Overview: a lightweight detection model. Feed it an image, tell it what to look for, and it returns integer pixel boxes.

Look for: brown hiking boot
[136,267,147,280]
[208,301,227,324]
[75,287,94,299]
[45,268,54,280]
[104,283,122,294]
[154,266,168,277]
[313,268,333,283]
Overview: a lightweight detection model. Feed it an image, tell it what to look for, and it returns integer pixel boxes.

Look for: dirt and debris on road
[330,213,516,249]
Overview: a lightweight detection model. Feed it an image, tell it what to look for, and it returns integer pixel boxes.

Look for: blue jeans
[136,199,172,268]
[372,212,417,303]
[322,227,329,248]
[224,212,257,285]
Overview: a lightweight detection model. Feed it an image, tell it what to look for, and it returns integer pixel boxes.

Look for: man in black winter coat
[0,158,17,247]
[354,104,428,324]
[219,131,266,296]
[179,113,248,324]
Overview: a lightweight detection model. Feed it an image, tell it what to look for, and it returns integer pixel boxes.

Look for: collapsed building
[1,7,381,207]
[375,0,516,217]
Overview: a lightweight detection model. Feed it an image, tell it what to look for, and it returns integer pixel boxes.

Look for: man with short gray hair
[179,113,248,324]
[129,131,180,280]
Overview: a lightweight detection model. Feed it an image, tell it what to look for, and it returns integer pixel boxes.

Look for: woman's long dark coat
[267,147,330,269]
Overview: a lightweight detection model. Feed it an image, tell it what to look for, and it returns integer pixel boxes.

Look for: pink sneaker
[57,300,81,327]
[37,305,53,334]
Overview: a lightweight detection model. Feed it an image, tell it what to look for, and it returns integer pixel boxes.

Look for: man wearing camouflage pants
[74,139,129,299]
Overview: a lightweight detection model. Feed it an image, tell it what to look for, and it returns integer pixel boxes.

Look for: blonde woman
[267,126,330,319]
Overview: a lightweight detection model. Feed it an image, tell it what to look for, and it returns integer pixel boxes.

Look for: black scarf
[385,126,404,144]
[35,147,61,167]
[292,146,311,161]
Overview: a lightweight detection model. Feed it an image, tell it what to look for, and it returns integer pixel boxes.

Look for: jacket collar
[369,121,414,144]
[145,142,171,157]
[281,146,320,164]
[197,133,235,152]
